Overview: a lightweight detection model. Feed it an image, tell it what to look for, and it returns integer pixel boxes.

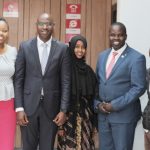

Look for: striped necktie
[106,51,118,79]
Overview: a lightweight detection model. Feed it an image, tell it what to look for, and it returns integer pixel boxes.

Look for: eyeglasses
[37,22,54,27]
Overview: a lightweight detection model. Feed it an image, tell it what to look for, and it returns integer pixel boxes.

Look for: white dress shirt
[37,36,52,63]
[106,44,127,71]
[37,36,52,95]
[0,44,17,101]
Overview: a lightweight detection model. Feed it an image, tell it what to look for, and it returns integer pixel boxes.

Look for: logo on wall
[69,5,78,13]
[3,1,18,17]
[66,19,80,28]
[65,4,81,43]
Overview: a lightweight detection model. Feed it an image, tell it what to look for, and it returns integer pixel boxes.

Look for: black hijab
[69,35,97,104]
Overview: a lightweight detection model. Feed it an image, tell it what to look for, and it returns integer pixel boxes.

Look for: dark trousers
[21,101,57,150]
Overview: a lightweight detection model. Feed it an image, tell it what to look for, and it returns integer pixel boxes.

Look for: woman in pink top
[0,17,17,150]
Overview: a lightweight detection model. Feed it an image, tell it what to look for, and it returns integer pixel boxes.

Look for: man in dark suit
[95,22,146,150]
[14,13,71,150]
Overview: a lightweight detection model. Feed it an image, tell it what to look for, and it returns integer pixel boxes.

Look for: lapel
[102,48,111,80]
[107,46,130,80]
[31,38,43,76]
[44,38,57,75]
[31,38,57,76]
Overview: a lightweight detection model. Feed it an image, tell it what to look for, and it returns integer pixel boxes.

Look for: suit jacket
[95,45,146,123]
[14,37,71,119]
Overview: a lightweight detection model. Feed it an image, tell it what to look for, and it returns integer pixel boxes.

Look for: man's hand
[53,112,67,126]
[103,103,113,112]
[98,102,110,114]
[98,102,114,113]
[16,111,29,126]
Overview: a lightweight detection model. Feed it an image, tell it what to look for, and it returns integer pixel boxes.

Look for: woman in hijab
[57,35,98,150]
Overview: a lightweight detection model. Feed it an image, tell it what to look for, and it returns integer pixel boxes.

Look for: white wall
[117,0,150,68]
[117,0,150,149]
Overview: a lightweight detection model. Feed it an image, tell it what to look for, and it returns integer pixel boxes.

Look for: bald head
[37,13,54,23]
[36,13,55,42]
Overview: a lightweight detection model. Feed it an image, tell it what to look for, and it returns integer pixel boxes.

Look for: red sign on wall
[66,4,81,14]
[66,19,81,28]
[3,1,18,17]
[65,4,81,43]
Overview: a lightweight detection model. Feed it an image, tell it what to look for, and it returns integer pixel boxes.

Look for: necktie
[106,51,118,79]
[41,43,48,75]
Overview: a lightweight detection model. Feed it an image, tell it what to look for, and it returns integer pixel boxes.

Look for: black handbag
[143,101,150,130]
[142,68,150,130]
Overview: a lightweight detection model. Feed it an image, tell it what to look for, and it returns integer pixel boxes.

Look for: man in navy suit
[95,22,146,150]
[14,13,71,150]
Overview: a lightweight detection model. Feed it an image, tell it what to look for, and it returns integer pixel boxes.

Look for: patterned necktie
[106,51,118,79]
[41,43,48,75]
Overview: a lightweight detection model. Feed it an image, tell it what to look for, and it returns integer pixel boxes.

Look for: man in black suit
[14,13,71,150]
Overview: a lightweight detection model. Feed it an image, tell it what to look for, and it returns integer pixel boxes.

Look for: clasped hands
[98,102,113,114]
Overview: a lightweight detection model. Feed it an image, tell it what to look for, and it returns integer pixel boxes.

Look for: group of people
[0,12,149,150]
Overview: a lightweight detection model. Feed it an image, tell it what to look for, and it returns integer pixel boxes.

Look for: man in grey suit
[14,13,71,150]
[95,22,146,150]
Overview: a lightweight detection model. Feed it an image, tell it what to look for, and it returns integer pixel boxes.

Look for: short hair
[111,22,126,34]
[0,17,9,30]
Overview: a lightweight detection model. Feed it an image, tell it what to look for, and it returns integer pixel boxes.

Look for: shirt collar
[111,43,127,55]
[37,36,52,47]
